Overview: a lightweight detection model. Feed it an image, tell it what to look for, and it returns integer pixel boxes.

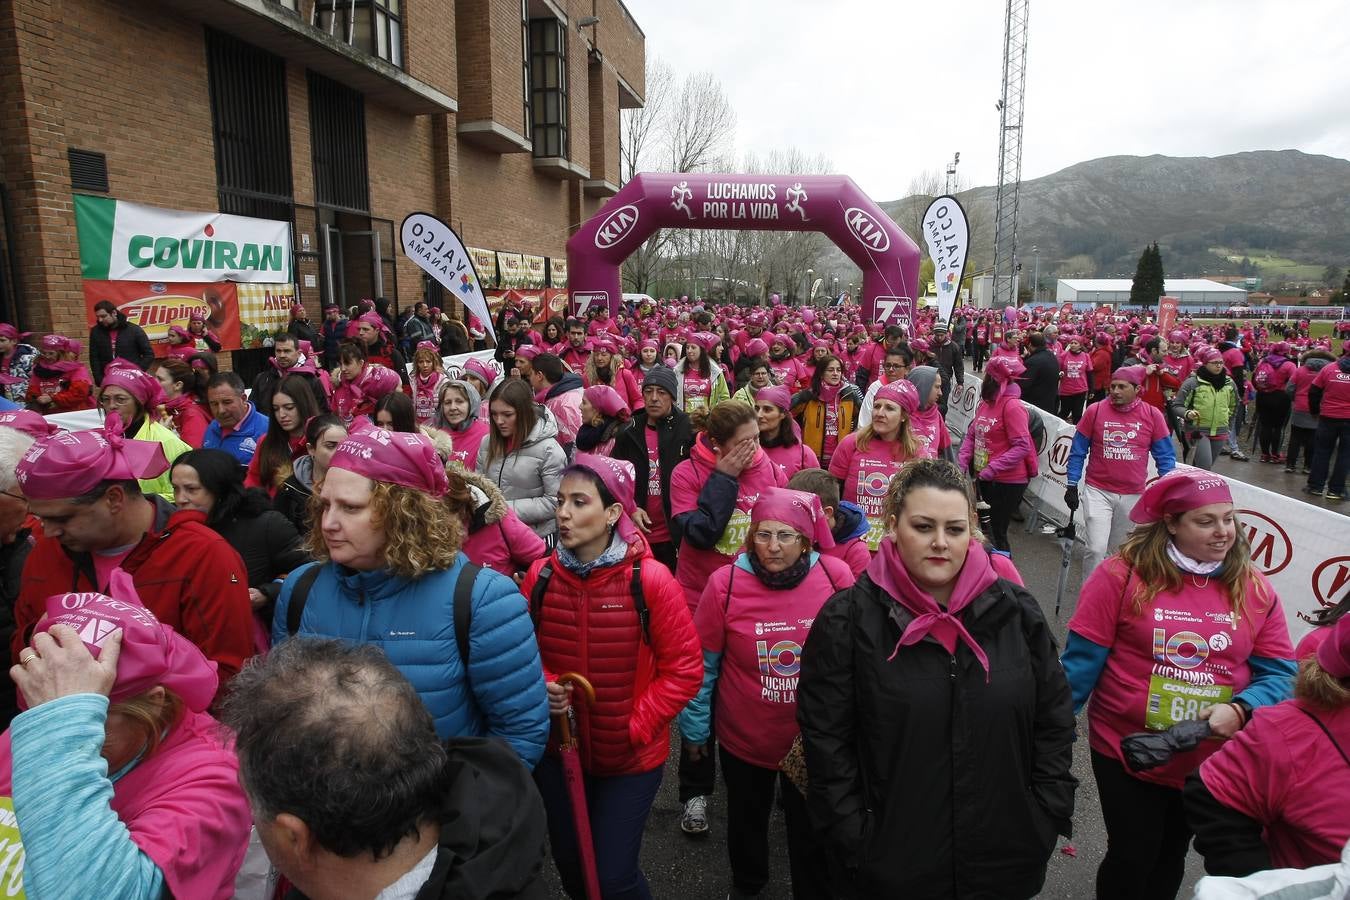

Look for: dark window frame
[314,0,404,69]
[528,17,568,159]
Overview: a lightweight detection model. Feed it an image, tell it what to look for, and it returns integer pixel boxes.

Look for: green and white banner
[74,195,292,283]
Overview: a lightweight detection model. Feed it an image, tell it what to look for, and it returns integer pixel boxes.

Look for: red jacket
[13,500,255,704]
[523,538,701,776]
[1090,347,1114,393]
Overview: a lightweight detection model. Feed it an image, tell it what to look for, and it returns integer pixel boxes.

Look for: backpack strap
[1293,705,1350,769]
[454,561,481,668]
[529,562,554,630]
[630,559,651,646]
[285,564,323,636]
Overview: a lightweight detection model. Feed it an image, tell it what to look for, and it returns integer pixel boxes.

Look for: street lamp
[806,268,814,305]
[1032,246,1040,304]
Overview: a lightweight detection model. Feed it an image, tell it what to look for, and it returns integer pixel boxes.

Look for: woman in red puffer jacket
[523,453,701,900]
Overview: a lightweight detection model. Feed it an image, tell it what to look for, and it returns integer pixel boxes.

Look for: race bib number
[1145,675,1231,732]
[714,509,754,557]
[0,797,26,898]
[864,516,887,551]
[974,446,990,473]
[684,394,707,413]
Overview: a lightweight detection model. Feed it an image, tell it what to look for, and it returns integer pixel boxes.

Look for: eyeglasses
[99,394,135,407]
[752,530,801,546]
[883,362,906,371]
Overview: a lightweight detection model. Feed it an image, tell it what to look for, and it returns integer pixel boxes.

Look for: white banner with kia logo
[947,373,1345,639]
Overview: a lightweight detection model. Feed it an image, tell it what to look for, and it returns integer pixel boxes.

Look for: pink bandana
[101,361,165,409]
[1129,468,1232,524]
[571,453,641,543]
[583,384,629,419]
[41,334,82,355]
[24,569,217,711]
[874,379,919,415]
[15,417,169,500]
[329,424,448,497]
[751,488,834,549]
[0,409,59,439]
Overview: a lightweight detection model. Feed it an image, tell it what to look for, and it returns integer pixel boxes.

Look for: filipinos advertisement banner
[82,280,243,353]
[74,195,292,283]
[947,373,1343,640]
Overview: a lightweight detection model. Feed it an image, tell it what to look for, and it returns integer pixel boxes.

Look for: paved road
[540,414,1345,899]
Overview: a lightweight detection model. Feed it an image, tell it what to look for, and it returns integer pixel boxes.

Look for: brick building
[0,0,645,349]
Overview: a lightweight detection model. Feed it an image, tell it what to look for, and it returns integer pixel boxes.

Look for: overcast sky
[624,0,1350,201]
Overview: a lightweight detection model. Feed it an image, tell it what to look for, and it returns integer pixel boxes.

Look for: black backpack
[285,561,482,665]
[529,559,652,646]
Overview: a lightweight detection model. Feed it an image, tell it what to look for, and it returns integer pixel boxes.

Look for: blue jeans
[1226,402,1246,452]
[1308,417,1350,495]
[535,756,663,900]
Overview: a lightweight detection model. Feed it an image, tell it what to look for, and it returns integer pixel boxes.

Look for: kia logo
[1312,555,1350,606]
[844,207,890,252]
[1048,434,1072,476]
[962,384,977,414]
[1237,508,1292,577]
[594,204,640,249]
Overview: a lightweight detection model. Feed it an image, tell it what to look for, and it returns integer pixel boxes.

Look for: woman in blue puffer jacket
[272,424,551,767]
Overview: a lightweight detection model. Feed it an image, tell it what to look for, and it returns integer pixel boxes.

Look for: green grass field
[1209,247,1327,281]
[1188,318,1345,352]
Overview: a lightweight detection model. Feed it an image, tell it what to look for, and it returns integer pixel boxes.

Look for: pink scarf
[866,538,999,678]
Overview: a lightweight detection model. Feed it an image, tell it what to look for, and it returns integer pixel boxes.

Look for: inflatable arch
[565,173,921,326]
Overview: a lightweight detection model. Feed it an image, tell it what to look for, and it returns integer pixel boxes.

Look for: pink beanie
[570,453,641,544]
[1129,469,1233,524]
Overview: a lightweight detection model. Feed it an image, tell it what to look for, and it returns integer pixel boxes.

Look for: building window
[521,0,531,141]
[315,0,403,69]
[528,17,567,159]
[206,29,294,222]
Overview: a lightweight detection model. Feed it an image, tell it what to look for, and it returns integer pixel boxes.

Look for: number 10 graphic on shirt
[1145,627,1233,731]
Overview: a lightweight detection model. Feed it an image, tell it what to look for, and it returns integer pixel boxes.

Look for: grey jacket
[475,404,566,536]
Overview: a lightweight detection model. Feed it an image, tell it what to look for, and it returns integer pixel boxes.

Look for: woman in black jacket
[797,457,1076,899]
[170,448,311,645]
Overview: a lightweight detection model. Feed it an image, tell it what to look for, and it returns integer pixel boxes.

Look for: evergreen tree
[1129,243,1167,307]
[1129,245,1152,306]
[1149,242,1167,301]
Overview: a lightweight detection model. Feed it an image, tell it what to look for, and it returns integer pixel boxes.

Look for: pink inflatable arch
[566,173,920,325]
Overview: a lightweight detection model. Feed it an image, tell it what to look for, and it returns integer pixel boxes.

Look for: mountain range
[827,150,1350,287]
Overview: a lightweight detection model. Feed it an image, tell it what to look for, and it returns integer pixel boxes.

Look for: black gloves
[1064,485,1080,511]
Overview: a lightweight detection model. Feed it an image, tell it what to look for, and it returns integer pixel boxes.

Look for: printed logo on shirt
[756,637,801,703]
[1144,621,1238,730]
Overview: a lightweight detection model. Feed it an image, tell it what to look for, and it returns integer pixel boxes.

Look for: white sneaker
[681,795,709,835]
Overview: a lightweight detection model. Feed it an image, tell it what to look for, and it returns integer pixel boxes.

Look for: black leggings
[1091,750,1191,900]
[1287,424,1316,470]
[1254,391,1291,456]
[1058,393,1087,423]
[979,480,1027,553]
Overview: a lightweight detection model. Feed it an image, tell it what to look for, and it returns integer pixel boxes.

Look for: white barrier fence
[946,373,1347,641]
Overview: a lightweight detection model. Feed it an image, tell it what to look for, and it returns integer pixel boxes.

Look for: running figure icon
[671,181,695,219]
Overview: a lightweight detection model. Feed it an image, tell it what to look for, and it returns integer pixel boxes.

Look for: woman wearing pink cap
[523,453,701,900]
[461,356,498,418]
[792,354,863,469]
[185,311,221,353]
[829,379,922,551]
[576,384,631,455]
[1062,468,1295,900]
[958,354,1038,554]
[1253,341,1297,463]
[678,488,854,899]
[673,333,730,413]
[0,324,36,405]
[798,458,1075,897]
[1,572,250,898]
[1172,349,1242,468]
[1187,612,1350,876]
[755,385,818,480]
[25,334,94,413]
[353,312,409,386]
[331,341,402,426]
[585,337,643,412]
[99,363,191,503]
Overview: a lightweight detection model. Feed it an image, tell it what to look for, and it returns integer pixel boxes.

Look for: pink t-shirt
[1161,354,1194,384]
[1058,350,1092,396]
[966,396,1038,483]
[762,441,819,481]
[644,426,671,544]
[1200,701,1350,869]
[769,358,802,392]
[682,371,712,412]
[828,432,912,550]
[409,371,445,424]
[908,407,950,460]
[1068,557,1292,787]
[1313,362,1350,419]
[441,418,490,468]
[694,556,855,768]
[1076,400,1170,495]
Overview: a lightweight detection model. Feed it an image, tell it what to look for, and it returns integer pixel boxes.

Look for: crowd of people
[0,292,1345,900]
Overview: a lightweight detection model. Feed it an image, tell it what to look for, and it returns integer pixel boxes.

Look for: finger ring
[18,650,37,666]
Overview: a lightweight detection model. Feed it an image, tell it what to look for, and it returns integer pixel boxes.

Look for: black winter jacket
[610,408,692,541]
[88,313,154,382]
[212,509,310,604]
[1019,348,1062,414]
[797,571,1077,899]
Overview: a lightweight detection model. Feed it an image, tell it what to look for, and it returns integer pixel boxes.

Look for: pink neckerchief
[866,538,998,678]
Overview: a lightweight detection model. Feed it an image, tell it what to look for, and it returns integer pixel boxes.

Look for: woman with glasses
[793,354,863,470]
[679,488,854,900]
[98,363,191,503]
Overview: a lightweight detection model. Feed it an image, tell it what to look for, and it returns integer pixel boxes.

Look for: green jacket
[1172,375,1239,436]
[131,417,194,502]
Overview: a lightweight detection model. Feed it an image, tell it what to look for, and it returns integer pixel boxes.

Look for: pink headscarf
[1129,468,1232,524]
[0,324,28,342]
[25,569,217,712]
[750,488,834,549]
[329,424,448,497]
[755,385,792,412]
[570,453,641,543]
[1111,365,1146,386]
[15,418,170,500]
[583,384,629,420]
[463,357,499,390]
[101,361,164,410]
[874,379,919,416]
[0,409,59,439]
[744,338,769,358]
[41,334,82,356]
[984,355,1026,385]
[167,325,194,344]
[416,340,440,353]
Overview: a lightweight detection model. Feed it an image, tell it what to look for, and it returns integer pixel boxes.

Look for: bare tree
[665,72,736,175]
[620,59,673,186]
